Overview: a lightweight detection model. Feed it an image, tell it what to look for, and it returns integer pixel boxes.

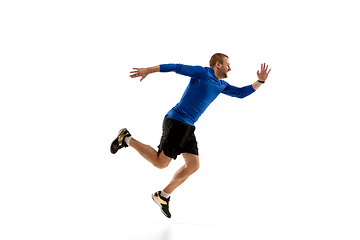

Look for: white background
[1,0,359,239]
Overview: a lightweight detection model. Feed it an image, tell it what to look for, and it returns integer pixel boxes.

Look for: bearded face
[219,57,231,79]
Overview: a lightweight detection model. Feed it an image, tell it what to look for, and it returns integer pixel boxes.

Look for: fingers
[258,63,265,75]
[130,68,141,78]
[130,68,139,74]
[130,68,141,73]
[257,63,271,81]
[260,63,266,71]
[260,63,271,73]
[130,72,138,78]
[129,68,148,82]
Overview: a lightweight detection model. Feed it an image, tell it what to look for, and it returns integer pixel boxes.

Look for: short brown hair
[209,53,229,68]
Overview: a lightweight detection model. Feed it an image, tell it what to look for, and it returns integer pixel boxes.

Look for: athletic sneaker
[151,191,171,218]
[110,128,131,154]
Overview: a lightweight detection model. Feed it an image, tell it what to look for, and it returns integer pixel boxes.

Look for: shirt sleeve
[160,64,207,79]
[221,82,256,99]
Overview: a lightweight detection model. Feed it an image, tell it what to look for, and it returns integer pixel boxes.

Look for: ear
[215,61,221,69]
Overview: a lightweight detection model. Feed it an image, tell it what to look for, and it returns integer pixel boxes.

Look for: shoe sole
[110,128,129,154]
[151,194,171,218]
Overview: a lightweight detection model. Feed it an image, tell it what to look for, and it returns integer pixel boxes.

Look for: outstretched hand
[130,68,149,82]
[257,63,271,82]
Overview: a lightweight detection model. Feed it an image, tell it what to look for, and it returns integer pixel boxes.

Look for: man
[110,53,271,218]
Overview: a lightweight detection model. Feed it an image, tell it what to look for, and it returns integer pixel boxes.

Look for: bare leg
[163,153,200,194]
[129,138,172,169]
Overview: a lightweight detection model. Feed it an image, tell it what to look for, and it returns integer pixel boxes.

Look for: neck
[212,68,222,80]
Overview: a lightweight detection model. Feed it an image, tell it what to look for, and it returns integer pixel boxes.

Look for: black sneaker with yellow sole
[110,128,131,154]
[151,191,171,218]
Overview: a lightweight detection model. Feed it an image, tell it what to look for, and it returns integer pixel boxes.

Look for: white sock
[160,191,171,199]
[124,136,132,146]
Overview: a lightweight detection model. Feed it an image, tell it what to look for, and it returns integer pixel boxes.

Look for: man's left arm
[222,63,271,98]
[252,63,271,90]
[222,84,256,99]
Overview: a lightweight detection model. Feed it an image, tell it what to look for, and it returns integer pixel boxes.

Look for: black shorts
[158,117,198,159]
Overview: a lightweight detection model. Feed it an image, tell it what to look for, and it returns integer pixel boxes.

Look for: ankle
[160,190,171,199]
[125,136,133,146]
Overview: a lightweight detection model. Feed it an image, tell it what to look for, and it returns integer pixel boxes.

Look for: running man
[110,53,271,218]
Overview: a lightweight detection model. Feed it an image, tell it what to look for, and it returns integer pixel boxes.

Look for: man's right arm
[130,65,160,82]
[130,64,206,81]
[160,64,207,79]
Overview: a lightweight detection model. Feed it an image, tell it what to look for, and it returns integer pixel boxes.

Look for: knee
[154,161,170,169]
[194,163,200,172]
[188,162,200,174]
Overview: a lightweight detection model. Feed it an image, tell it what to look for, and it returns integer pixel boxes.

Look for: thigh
[181,132,198,156]
[182,153,200,169]
[158,150,172,168]
[158,118,193,159]
[164,120,191,146]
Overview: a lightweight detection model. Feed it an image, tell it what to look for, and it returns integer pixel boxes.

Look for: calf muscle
[129,138,171,169]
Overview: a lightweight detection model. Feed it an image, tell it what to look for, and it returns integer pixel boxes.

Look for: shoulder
[184,65,208,77]
[204,67,213,74]
[220,79,228,85]
[220,80,231,89]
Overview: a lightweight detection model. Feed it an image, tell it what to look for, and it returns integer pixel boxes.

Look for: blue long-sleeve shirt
[160,64,256,126]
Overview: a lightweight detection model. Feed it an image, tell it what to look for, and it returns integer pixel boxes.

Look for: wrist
[147,66,160,74]
[257,79,265,84]
[252,80,263,90]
